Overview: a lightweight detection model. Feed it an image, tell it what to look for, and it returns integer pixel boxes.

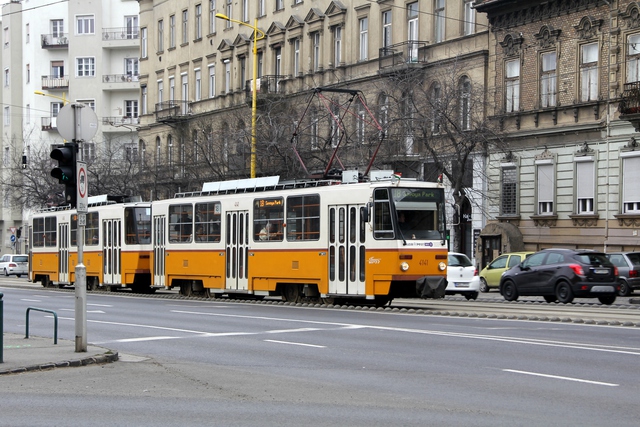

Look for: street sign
[57,104,99,142]
[10,235,16,243]
[77,161,88,213]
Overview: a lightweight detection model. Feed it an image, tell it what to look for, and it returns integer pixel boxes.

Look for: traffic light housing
[50,143,77,208]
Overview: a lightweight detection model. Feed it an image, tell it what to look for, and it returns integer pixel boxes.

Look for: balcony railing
[41,75,69,90]
[102,116,140,126]
[155,101,190,122]
[244,75,286,95]
[378,41,428,70]
[620,81,640,115]
[103,74,140,83]
[102,27,140,41]
[41,117,56,131]
[41,33,69,48]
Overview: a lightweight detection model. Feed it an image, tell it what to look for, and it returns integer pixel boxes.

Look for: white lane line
[21,299,42,302]
[59,309,105,313]
[264,339,326,348]
[87,303,112,307]
[504,369,619,387]
[116,336,181,343]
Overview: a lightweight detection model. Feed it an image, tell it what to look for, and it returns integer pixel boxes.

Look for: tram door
[58,222,69,283]
[225,210,249,291]
[153,215,166,288]
[328,205,366,296]
[102,219,122,285]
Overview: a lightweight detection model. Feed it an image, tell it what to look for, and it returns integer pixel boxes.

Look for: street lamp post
[215,13,265,178]
[34,90,68,105]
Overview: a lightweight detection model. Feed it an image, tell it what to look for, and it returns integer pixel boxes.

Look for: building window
[209,0,216,34]
[125,16,139,38]
[330,104,340,148]
[3,106,9,126]
[226,0,233,27]
[125,58,139,77]
[125,100,139,118]
[575,157,595,214]
[76,15,95,35]
[312,32,320,72]
[195,69,202,101]
[157,19,164,52]
[310,108,318,150]
[181,74,188,111]
[382,10,392,49]
[195,4,202,40]
[3,68,8,87]
[580,42,598,102]
[536,161,555,215]
[182,9,189,44]
[378,93,389,138]
[239,56,246,90]
[274,47,282,76]
[242,0,248,22]
[464,0,476,35]
[434,0,445,43]
[356,101,366,144]
[259,0,266,17]
[276,0,284,11]
[26,23,30,43]
[359,17,368,61]
[540,52,557,108]
[208,64,216,98]
[501,164,517,216]
[52,19,64,37]
[431,83,442,133]
[334,26,342,66]
[141,86,148,115]
[141,27,148,58]
[505,59,520,113]
[407,3,419,61]
[627,34,640,83]
[459,76,471,130]
[169,15,176,48]
[157,80,163,103]
[622,153,640,213]
[168,135,174,168]
[224,60,231,93]
[76,57,95,77]
[169,76,175,100]
[293,39,300,76]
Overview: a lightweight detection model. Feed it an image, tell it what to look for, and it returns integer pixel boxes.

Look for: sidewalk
[1,332,118,375]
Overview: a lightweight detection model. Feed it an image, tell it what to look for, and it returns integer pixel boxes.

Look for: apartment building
[137,0,489,257]
[474,0,640,264]
[0,0,140,253]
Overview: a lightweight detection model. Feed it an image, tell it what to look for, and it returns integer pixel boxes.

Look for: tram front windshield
[391,187,444,240]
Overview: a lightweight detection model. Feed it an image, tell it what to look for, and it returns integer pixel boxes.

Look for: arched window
[459,76,471,131]
[138,139,146,167]
[167,134,173,167]
[155,136,161,163]
[377,93,389,138]
[430,82,442,133]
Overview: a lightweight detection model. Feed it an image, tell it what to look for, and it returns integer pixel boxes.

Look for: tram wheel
[180,283,193,297]
[282,284,301,303]
[41,276,50,288]
[88,278,98,291]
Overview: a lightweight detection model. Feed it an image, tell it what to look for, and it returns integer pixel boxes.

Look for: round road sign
[78,165,87,199]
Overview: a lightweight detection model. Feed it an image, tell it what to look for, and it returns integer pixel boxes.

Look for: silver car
[0,254,28,278]
[606,252,640,296]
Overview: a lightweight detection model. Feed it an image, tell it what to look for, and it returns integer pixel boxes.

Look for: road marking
[20,298,42,302]
[87,303,112,307]
[504,369,619,387]
[59,309,105,313]
[264,339,326,348]
[117,336,180,343]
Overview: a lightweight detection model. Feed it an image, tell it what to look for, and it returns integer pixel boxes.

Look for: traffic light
[50,143,77,208]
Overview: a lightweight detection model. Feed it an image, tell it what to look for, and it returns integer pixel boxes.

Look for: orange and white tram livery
[29,196,152,292]
[151,175,448,304]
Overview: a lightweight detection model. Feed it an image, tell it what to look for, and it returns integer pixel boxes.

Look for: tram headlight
[400,262,410,271]
[438,262,446,271]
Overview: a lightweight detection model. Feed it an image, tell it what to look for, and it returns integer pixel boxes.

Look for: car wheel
[543,295,557,303]
[464,292,479,301]
[555,281,574,304]
[598,295,616,305]
[16,274,21,278]
[3,269,8,276]
[501,280,519,301]
[618,280,631,297]
[479,278,489,293]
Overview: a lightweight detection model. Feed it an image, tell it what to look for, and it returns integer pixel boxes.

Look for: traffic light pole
[72,105,87,353]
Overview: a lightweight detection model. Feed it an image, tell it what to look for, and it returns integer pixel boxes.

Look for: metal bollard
[1,292,3,363]
[25,307,58,345]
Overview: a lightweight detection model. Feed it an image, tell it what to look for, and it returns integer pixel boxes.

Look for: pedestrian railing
[25,307,58,345]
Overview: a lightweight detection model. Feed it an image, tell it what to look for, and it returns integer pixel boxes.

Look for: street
[1,279,640,426]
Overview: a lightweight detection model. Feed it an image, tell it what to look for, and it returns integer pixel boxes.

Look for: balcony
[243,75,285,105]
[378,41,428,71]
[155,101,191,123]
[103,74,139,83]
[619,81,640,131]
[41,75,69,90]
[41,33,69,49]
[103,27,139,49]
[41,117,57,131]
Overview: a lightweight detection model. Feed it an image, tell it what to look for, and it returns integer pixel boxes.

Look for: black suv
[499,249,619,305]
[606,252,640,296]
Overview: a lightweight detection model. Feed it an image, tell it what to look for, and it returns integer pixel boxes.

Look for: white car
[0,254,28,278]
[446,252,480,300]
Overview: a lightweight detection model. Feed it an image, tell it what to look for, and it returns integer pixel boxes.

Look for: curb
[0,352,119,376]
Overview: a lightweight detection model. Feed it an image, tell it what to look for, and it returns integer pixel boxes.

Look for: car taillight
[629,269,638,277]
[614,266,619,276]
[8,263,17,267]
[569,264,585,276]
[474,268,478,276]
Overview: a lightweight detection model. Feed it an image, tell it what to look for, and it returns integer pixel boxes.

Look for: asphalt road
[1,282,640,426]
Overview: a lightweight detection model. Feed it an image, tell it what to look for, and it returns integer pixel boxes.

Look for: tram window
[32,218,45,247]
[286,195,320,241]
[44,216,57,247]
[124,207,151,245]
[168,204,193,243]
[373,189,393,239]
[195,202,221,243]
[70,212,100,246]
[253,197,284,241]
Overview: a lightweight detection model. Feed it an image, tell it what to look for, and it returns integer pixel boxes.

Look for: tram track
[7,281,639,327]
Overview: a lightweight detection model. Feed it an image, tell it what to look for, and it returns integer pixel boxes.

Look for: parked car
[446,252,480,300]
[0,254,28,278]
[499,249,619,305]
[605,252,640,296]
[479,252,534,292]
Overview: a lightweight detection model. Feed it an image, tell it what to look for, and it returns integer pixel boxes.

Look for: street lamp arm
[34,90,68,105]
[215,13,265,41]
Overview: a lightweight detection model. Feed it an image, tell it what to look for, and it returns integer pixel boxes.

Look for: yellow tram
[29,196,152,292]
[151,175,448,305]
